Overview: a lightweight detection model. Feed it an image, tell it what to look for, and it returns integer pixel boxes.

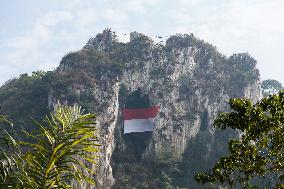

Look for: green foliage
[195,92,284,188]
[0,105,99,189]
[225,53,260,97]
[127,34,153,61]
[177,129,239,189]
[0,115,21,188]
[0,71,51,132]
[228,53,257,71]
[112,147,182,189]
[0,68,97,132]
[165,33,215,53]
[155,146,181,188]
[261,79,283,97]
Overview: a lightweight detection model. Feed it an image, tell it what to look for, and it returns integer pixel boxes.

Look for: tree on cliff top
[195,92,284,189]
[261,79,283,97]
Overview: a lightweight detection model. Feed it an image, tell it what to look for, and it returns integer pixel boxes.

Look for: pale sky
[1,0,284,85]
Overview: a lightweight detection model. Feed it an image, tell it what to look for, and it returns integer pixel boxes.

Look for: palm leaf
[0,115,22,188]
[18,104,99,189]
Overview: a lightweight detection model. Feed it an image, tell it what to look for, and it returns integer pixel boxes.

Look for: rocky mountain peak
[0,28,263,189]
[130,31,144,41]
[83,28,118,52]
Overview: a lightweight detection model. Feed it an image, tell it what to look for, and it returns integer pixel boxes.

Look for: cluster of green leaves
[224,53,260,97]
[112,144,182,189]
[127,35,153,60]
[0,71,50,131]
[165,33,217,54]
[176,128,239,189]
[0,105,99,189]
[0,68,99,132]
[84,28,118,53]
[196,92,284,188]
[261,79,283,97]
[0,115,21,188]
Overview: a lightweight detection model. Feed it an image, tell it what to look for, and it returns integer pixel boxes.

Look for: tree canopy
[261,79,283,97]
[196,92,284,189]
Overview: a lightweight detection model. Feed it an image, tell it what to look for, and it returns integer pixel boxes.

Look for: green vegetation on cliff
[261,79,283,97]
[196,92,284,188]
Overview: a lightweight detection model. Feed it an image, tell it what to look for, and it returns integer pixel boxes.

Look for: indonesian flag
[123,106,160,134]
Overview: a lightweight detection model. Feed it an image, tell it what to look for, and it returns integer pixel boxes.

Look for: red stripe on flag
[123,106,160,120]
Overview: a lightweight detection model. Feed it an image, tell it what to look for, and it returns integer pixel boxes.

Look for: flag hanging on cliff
[123,106,160,134]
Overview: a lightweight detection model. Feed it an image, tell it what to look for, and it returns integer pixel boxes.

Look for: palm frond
[19,105,99,189]
[0,115,22,188]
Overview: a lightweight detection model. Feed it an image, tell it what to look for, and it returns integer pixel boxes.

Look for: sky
[0,0,284,85]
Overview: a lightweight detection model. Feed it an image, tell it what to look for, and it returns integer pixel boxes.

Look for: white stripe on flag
[124,118,154,134]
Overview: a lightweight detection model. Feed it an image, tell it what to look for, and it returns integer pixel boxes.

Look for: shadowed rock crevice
[124,89,152,161]
[113,89,153,163]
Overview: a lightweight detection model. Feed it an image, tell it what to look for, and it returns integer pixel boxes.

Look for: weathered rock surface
[56,29,261,188]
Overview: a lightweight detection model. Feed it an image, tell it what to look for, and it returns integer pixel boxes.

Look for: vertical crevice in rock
[200,110,209,131]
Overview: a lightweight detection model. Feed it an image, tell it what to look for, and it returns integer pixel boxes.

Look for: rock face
[58,29,261,188]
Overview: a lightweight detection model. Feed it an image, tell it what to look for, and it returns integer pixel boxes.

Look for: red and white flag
[123,106,160,134]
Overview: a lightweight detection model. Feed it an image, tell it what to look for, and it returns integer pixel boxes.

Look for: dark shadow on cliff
[176,128,239,189]
[112,88,153,169]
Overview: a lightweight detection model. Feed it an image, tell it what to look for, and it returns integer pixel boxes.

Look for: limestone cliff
[56,29,261,188]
